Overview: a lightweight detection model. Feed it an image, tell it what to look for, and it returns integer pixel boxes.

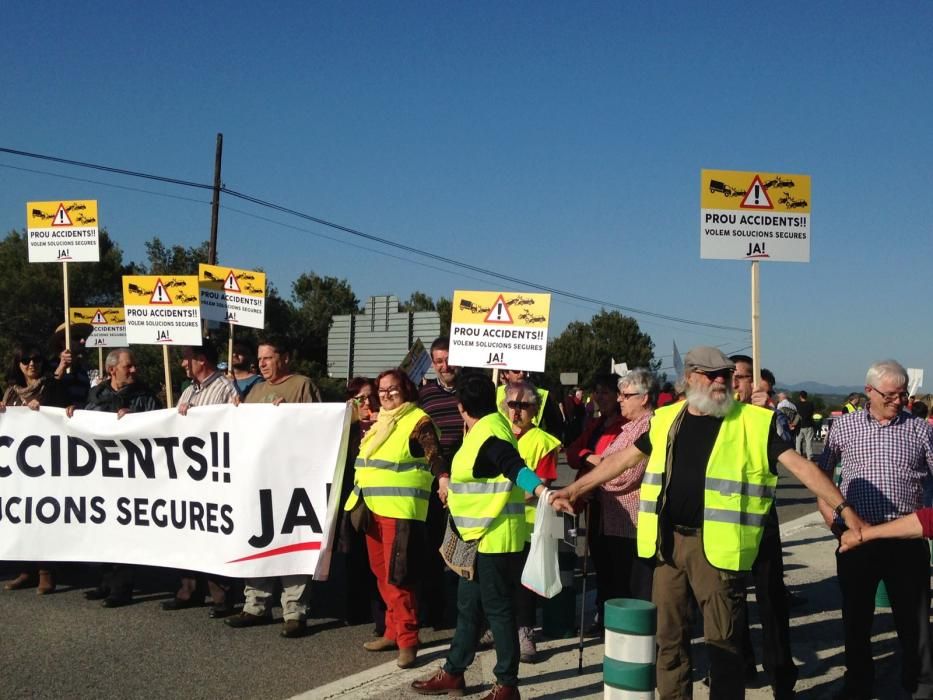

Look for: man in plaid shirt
[819,359,933,700]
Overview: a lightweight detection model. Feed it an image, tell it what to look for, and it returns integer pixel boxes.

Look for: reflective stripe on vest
[343,406,436,521]
[516,427,562,541]
[636,400,775,571]
[449,412,528,554]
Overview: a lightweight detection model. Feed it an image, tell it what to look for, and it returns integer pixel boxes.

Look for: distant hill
[781,381,863,396]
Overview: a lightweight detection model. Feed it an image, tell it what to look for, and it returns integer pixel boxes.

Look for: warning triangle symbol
[91,309,108,324]
[484,294,514,324]
[52,203,73,226]
[149,278,173,305]
[224,271,241,293]
[739,175,774,209]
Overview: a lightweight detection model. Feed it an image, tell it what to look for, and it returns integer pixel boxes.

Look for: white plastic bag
[521,488,563,599]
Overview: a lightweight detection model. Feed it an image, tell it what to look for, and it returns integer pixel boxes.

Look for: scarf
[3,378,47,407]
[358,401,416,460]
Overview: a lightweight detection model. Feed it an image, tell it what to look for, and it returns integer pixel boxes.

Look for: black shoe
[281,619,307,638]
[209,603,236,619]
[161,596,201,611]
[225,611,270,628]
[84,587,109,601]
[101,596,132,608]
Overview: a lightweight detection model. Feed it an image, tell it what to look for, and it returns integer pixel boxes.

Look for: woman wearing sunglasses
[504,379,561,663]
[1,344,68,594]
[343,368,444,669]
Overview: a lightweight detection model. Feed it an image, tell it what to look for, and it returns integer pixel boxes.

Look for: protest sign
[0,403,350,579]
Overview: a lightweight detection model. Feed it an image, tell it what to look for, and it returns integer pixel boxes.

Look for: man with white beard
[552,346,864,700]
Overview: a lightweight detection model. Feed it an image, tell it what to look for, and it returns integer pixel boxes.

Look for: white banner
[0,403,350,579]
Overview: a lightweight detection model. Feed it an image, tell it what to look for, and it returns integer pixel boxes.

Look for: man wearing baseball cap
[552,346,863,699]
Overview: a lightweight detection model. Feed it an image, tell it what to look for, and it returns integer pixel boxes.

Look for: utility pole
[208,133,223,265]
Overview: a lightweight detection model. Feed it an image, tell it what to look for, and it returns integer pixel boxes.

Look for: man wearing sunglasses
[819,360,933,700]
[552,346,862,700]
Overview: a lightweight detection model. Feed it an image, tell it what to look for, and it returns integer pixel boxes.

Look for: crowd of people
[4,336,933,700]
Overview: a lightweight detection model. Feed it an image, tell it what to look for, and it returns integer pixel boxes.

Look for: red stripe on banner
[227,541,322,563]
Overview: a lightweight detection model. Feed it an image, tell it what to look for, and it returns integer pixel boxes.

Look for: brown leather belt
[672,524,702,536]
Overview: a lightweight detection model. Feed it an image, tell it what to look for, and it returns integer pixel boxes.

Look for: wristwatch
[833,500,851,517]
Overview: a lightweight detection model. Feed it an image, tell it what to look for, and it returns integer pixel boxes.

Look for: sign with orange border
[701,169,811,262]
[449,290,550,371]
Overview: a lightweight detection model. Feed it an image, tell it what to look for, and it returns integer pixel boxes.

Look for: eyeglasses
[353,394,373,404]
[377,387,400,396]
[694,369,734,382]
[870,386,908,403]
[506,400,535,411]
[733,373,753,381]
[20,356,42,365]
[619,392,642,399]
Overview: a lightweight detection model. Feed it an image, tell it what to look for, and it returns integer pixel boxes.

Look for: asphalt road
[1,442,825,699]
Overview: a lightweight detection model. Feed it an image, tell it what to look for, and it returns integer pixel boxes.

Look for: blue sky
[3,2,931,386]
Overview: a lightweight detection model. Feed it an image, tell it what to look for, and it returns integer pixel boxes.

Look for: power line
[0,145,750,333]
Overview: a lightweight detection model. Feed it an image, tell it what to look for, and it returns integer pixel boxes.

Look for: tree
[130,237,212,275]
[288,272,360,377]
[545,310,657,388]
[398,291,451,338]
[0,229,127,365]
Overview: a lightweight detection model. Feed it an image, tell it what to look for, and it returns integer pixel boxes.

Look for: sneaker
[518,626,536,663]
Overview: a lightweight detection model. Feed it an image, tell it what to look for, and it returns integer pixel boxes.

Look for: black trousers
[837,538,933,699]
[741,509,798,695]
[596,535,654,602]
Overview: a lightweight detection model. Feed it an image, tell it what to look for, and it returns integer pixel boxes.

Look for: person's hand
[232,395,241,407]
[0,401,5,413]
[348,399,361,423]
[839,527,865,552]
[438,476,450,507]
[55,349,73,379]
[817,499,835,529]
[65,405,76,418]
[272,397,285,406]
[177,402,190,416]
[841,505,867,536]
[116,408,130,419]
[27,399,40,411]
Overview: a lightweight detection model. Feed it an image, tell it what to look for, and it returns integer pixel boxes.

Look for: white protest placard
[70,307,127,348]
[26,200,100,263]
[449,291,551,372]
[122,275,202,345]
[198,263,266,329]
[0,403,350,578]
[701,169,811,262]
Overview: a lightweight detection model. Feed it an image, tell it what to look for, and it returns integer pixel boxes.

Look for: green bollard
[603,598,656,699]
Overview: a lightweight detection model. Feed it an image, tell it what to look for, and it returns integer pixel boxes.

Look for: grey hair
[503,379,539,409]
[618,368,660,408]
[105,348,132,371]
[866,360,908,388]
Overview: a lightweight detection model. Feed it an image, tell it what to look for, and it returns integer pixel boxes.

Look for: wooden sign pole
[751,261,761,386]
[62,262,72,352]
[228,323,234,377]
[163,345,173,407]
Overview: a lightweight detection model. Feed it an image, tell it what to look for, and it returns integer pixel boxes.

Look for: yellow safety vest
[636,400,775,571]
[844,402,860,413]
[517,427,562,542]
[448,412,527,554]
[496,384,548,427]
[343,406,436,521]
